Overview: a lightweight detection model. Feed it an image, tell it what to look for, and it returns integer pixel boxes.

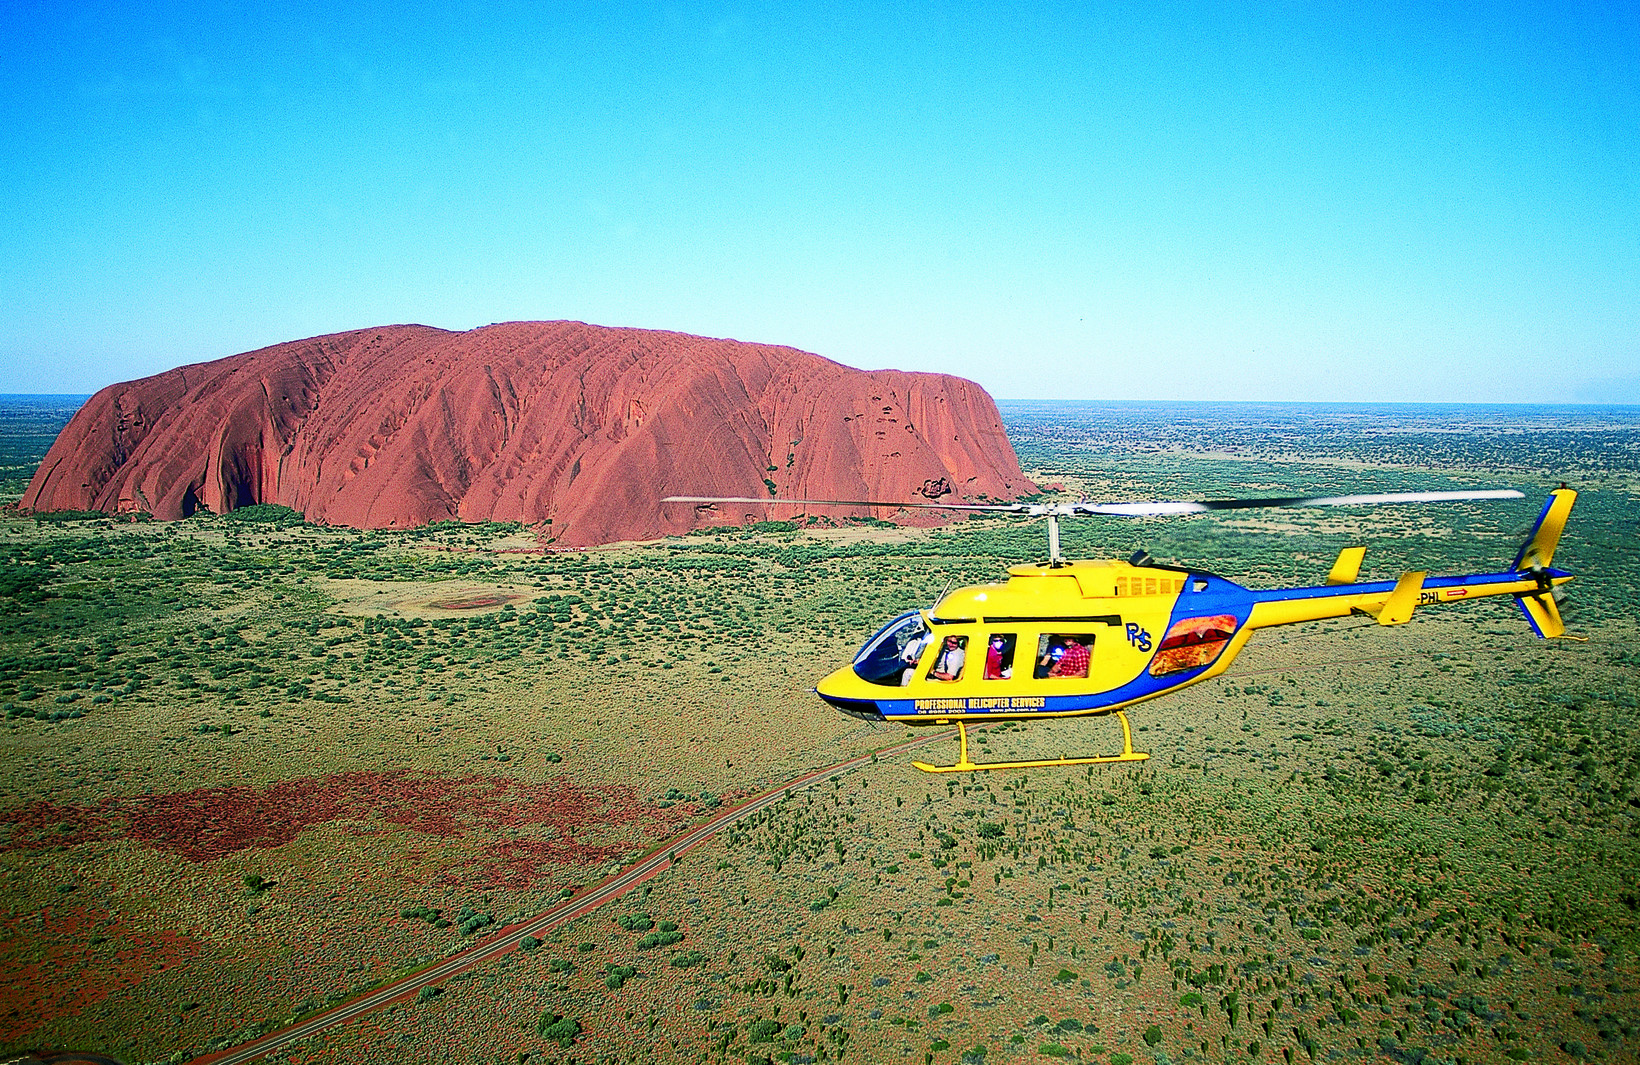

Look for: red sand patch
[429,594,515,610]
[0,902,201,1043]
[0,772,670,865]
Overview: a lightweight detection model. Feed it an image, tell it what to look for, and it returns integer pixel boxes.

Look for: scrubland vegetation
[1,400,1637,1064]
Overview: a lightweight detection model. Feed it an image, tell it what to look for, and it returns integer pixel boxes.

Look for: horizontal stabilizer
[1327,546,1366,585]
[1376,571,1427,626]
[1517,593,1566,639]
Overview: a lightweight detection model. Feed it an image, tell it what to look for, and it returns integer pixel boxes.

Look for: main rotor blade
[660,495,1025,513]
[1076,488,1524,517]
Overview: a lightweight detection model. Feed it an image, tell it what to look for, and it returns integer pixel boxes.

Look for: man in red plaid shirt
[1049,636,1091,678]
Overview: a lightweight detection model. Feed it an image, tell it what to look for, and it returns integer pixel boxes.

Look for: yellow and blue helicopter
[665,488,1576,773]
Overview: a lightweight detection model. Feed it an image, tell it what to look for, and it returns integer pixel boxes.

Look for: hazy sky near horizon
[2,1,1636,402]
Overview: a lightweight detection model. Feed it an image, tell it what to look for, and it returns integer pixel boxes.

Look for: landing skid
[911,713,1151,773]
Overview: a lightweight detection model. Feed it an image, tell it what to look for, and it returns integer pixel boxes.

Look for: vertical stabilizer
[1514,488,1577,572]
[1517,593,1566,639]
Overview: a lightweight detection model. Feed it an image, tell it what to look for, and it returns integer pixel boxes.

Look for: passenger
[1050,635,1091,679]
[984,635,1012,680]
[927,635,967,682]
[1036,639,1064,679]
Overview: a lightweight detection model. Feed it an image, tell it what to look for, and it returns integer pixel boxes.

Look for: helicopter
[663,487,1577,773]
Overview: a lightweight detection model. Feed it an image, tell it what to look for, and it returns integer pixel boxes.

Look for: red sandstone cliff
[22,323,1033,547]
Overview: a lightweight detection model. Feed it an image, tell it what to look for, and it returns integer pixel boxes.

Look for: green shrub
[1143,1025,1162,1046]
[226,504,304,525]
[457,910,494,935]
[637,929,683,949]
[748,1018,781,1043]
[536,1012,581,1047]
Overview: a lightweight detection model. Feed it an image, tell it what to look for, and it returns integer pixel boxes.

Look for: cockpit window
[853,611,932,687]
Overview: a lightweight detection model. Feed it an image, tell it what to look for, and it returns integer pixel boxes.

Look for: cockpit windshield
[853,611,932,687]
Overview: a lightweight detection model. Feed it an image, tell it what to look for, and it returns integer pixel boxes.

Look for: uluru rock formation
[23,322,1033,547]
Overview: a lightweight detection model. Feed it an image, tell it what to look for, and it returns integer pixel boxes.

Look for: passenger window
[1034,634,1093,679]
[926,635,968,682]
[982,634,1017,680]
[1149,615,1238,676]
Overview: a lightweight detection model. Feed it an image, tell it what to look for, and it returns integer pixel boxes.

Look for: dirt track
[187,727,958,1065]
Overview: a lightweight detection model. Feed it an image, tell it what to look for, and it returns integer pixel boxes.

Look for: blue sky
[2,1,1635,401]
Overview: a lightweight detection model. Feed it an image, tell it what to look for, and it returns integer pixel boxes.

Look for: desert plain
[2,399,1638,1065]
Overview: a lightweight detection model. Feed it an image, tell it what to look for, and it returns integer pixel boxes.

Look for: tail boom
[1246,569,1569,632]
[1246,488,1576,638]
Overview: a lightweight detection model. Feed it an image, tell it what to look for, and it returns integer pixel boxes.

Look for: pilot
[928,635,966,681]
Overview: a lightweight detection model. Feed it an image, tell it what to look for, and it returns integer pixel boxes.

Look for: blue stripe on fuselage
[1248,568,1562,605]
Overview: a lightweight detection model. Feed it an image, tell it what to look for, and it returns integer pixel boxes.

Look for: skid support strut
[911,713,1150,773]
